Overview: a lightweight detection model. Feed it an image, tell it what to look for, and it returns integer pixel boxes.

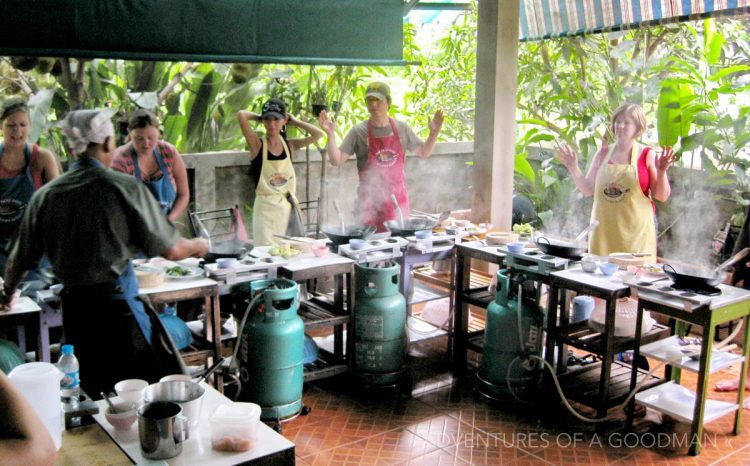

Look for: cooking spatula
[713,247,750,275]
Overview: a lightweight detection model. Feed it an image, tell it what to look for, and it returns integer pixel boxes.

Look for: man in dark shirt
[0,109,208,396]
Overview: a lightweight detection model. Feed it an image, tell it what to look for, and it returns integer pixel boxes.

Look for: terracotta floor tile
[396,448,472,465]
[284,333,750,465]
[301,428,441,466]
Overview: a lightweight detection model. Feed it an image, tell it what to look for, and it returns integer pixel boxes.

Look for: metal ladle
[332,200,346,234]
[390,194,404,228]
[194,357,225,385]
[573,220,599,244]
[713,247,750,276]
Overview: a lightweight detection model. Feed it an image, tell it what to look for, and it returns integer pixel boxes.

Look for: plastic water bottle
[57,344,80,406]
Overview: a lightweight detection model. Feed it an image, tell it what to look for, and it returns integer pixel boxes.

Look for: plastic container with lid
[210,402,261,452]
[8,362,63,450]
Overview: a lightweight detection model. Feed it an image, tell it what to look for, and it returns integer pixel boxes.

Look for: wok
[384,218,438,237]
[203,238,253,263]
[662,264,725,289]
[321,224,376,246]
[535,236,586,260]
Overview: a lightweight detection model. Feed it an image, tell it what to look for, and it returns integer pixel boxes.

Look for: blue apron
[69,157,153,343]
[130,145,177,215]
[114,261,153,344]
[0,143,35,273]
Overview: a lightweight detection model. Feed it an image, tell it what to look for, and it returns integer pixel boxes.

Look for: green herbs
[166,266,190,277]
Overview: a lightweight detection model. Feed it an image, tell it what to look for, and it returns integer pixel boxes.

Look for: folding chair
[188,205,248,243]
[297,198,321,239]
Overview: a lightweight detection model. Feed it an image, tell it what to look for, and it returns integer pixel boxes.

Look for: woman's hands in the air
[656,146,676,172]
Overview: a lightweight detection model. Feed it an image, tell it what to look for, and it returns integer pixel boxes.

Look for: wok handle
[662,264,677,275]
[536,236,550,246]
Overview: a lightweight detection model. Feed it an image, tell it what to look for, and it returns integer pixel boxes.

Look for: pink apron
[359,118,409,232]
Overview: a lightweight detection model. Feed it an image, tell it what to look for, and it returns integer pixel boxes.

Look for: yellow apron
[588,143,656,262]
[252,136,296,246]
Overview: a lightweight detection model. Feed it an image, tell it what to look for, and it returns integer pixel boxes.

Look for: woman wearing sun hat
[318,81,444,232]
[238,97,324,245]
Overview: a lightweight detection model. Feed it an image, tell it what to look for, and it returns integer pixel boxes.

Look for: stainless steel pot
[143,380,205,428]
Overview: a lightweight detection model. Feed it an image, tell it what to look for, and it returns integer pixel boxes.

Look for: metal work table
[627,283,750,456]
[545,266,669,418]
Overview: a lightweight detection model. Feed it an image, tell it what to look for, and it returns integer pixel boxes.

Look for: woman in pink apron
[237,98,324,245]
[319,81,444,232]
[557,103,676,262]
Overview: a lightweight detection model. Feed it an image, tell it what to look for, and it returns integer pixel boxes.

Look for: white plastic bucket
[9,362,63,450]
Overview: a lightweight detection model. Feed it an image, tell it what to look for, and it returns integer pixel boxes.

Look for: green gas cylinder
[476,270,545,402]
[238,278,304,421]
[354,261,408,387]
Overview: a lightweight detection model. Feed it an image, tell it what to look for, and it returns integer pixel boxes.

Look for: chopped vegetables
[268,243,301,258]
[166,265,191,277]
[512,223,534,236]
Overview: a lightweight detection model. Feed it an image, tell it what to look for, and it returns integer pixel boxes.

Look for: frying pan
[203,238,254,263]
[321,224,376,246]
[535,236,586,260]
[662,264,725,289]
[384,218,438,237]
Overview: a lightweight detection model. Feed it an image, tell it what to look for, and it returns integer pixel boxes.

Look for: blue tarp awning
[520,0,750,41]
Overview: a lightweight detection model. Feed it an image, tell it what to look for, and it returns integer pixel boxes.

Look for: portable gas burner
[499,246,570,277]
[338,237,409,263]
[405,231,465,253]
[627,279,720,307]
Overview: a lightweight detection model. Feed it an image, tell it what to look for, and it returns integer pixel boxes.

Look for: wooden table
[452,241,506,375]
[56,383,295,465]
[0,296,44,359]
[262,247,355,381]
[545,266,668,418]
[139,277,222,389]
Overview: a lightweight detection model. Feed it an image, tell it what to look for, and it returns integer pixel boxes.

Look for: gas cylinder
[237,278,304,421]
[353,261,407,387]
[476,270,545,402]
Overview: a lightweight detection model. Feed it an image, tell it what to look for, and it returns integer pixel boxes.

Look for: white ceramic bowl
[104,402,138,430]
[114,378,148,404]
[581,260,598,273]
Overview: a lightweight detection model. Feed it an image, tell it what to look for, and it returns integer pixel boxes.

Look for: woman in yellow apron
[237,98,324,245]
[557,103,676,262]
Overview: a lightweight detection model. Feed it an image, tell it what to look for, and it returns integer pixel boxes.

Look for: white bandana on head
[57,109,115,155]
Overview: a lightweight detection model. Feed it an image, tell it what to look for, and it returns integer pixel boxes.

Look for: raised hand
[556,143,579,170]
[656,146,676,171]
[597,135,610,157]
[318,110,336,134]
[428,110,444,135]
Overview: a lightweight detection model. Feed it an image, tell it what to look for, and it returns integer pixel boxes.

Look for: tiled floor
[278,334,750,465]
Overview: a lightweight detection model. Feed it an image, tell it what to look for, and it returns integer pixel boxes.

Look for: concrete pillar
[472,0,519,230]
